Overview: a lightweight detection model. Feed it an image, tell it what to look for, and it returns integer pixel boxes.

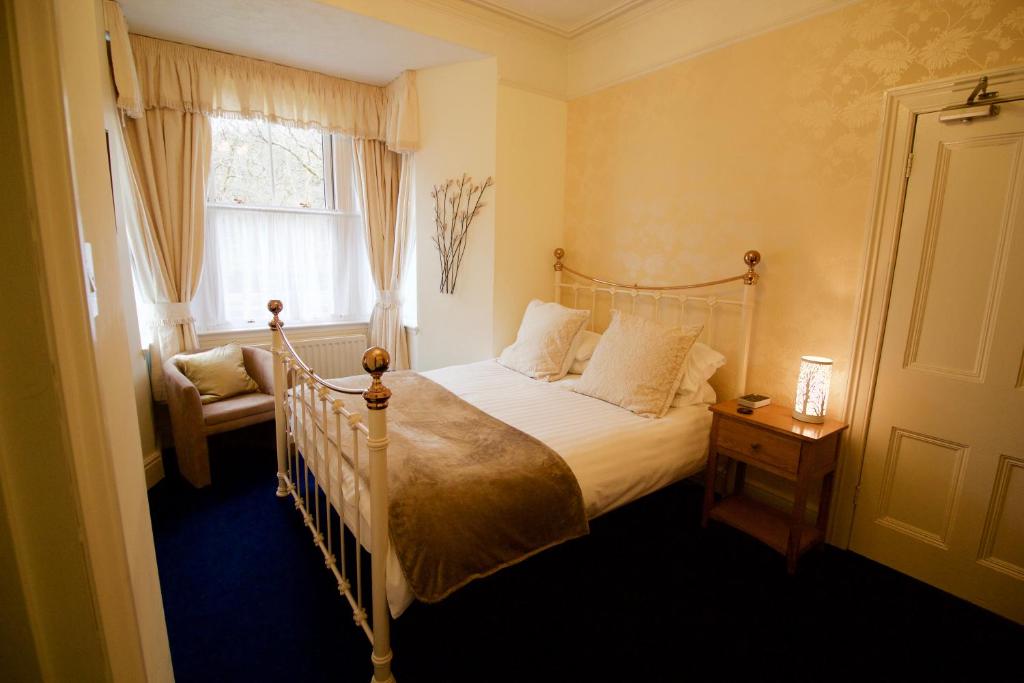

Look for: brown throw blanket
[348,371,588,603]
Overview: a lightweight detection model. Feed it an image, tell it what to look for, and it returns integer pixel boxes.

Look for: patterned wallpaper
[565,0,1024,412]
[785,0,1024,179]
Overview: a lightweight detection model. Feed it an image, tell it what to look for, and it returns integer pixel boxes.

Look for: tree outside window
[209,118,328,209]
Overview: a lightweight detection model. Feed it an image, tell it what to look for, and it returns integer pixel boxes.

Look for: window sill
[198,320,370,349]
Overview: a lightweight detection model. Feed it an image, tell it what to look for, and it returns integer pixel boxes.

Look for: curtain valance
[103,1,143,118]
[126,34,419,153]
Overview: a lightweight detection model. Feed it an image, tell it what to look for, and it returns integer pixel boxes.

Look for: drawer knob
[751,442,761,451]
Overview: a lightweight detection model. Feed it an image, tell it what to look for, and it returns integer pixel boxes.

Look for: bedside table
[701,399,849,573]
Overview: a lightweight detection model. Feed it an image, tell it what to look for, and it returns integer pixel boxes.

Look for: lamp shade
[793,355,832,423]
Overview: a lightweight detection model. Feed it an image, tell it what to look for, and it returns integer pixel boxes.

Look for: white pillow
[498,300,589,381]
[674,342,726,406]
[568,330,601,374]
[672,380,717,408]
[573,311,701,418]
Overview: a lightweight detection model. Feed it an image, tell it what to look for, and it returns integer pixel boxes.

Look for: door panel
[851,101,1024,623]
[904,134,1021,379]
[875,427,968,548]
[977,455,1024,580]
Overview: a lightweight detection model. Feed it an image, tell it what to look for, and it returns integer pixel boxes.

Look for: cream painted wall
[55,0,173,679]
[318,3,570,365]
[317,0,566,97]
[565,0,1024,420]
[412,58,499,370]
[493,84,567,351]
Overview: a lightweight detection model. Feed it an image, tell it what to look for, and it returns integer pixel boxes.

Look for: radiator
[289,334,368,379]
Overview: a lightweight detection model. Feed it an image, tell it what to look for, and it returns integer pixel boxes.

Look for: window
[194,117,374,331]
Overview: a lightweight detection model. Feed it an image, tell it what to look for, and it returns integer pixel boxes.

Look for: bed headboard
[552,248,761,400]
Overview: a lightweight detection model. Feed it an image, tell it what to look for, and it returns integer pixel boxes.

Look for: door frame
[4,0,161,678]
[830,65,1024,549]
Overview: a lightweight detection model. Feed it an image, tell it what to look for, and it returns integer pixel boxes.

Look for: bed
[268,247,761,682]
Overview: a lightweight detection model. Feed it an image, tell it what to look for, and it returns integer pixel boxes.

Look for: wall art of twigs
[431,174,493,294]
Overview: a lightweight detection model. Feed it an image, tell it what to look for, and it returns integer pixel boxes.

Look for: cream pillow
[176,343,260,404]
[573,311,701,418]
[498,300,590,381]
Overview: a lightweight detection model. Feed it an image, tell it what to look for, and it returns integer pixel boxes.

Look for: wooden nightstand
[701,399,849,573]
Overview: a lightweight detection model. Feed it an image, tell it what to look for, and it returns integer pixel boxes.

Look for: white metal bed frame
[268,247,761,682]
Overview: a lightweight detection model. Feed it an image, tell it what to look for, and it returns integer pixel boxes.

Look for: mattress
[289,359,713,616]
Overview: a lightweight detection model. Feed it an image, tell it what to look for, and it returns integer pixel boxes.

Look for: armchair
[164,346,276,487]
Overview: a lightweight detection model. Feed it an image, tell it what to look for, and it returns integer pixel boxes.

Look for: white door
[850,100,1024,623]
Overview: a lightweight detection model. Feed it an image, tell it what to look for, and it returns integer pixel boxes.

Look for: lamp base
[792,410,825,424]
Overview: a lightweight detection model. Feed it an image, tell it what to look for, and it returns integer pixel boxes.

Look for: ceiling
[118,0,484,85]
[466,0,649,36]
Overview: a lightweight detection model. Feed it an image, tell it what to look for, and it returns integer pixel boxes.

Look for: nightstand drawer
[717,417,800,474]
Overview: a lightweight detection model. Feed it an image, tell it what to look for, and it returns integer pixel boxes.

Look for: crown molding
[405,0,568,47]
[566,0,675,45]
[498,77,567,100]
[463,0,653,38]
[567,0,860,98]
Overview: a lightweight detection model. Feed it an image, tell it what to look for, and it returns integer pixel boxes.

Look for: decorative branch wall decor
[431,174,493,294]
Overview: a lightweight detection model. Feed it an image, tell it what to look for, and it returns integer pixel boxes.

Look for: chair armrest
[163,357,213,486]
[243,346,274,394]
[164,358,204,430]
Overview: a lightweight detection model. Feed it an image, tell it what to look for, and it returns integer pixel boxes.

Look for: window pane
[208,117,328,209]
[270,125,326,209]
[208,118,273,206]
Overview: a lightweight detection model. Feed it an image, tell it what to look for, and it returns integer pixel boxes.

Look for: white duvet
[292,360,712,617]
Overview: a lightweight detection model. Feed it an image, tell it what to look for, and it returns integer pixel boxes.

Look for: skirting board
[144,450,164,489]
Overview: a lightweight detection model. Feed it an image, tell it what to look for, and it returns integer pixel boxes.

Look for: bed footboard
[269,300,395,683]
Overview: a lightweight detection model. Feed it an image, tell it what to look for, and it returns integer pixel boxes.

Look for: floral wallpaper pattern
[564,0,1024,412]
[784,0,1024,178]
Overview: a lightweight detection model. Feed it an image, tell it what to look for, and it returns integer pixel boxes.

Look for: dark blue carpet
[149,424,1022,682]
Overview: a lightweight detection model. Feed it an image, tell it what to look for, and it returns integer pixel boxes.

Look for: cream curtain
[129,35,419,153]
[353,139,411,370]
[123,109,212,399]
[102,1,142,119]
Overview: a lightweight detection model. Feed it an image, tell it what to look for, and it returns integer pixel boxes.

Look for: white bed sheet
[289,359,712,617]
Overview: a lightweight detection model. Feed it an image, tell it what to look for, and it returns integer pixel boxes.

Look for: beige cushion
[176,343,260,404]
[573,311,701,418]
[498,299,589,381]
[202,392,275,426]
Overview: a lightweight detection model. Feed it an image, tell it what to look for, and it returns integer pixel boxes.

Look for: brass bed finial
[743,250,761,285]
[362,347,392,410]
[552,247,762,290]
[268,299,284,329]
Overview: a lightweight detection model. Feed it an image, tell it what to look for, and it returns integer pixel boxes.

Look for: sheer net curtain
[194,208,373,329]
